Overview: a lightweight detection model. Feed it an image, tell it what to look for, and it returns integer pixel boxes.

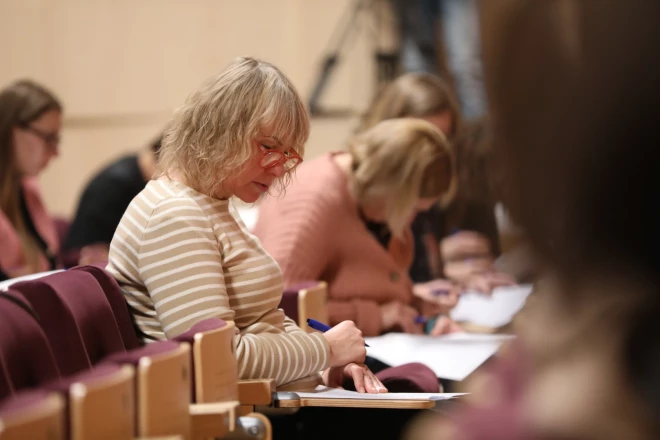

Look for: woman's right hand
[380,301,423,334]
[323,320,367,367]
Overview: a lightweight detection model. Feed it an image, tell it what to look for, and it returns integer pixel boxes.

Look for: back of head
[359,72,460,137]
[158,57,310,196]
[481,0,660,436]
[348,118,456,236]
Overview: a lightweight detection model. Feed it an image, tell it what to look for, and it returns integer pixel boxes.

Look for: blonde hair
[348,118,456,237]
[358,72,460,136]
[158,57,310,196]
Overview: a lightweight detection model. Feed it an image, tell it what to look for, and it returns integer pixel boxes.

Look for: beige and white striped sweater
[106,179,330,385]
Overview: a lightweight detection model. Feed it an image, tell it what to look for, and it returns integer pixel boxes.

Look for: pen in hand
[307,318,370,347]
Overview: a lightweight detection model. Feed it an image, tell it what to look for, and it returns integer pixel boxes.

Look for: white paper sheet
[364,332,515,381]
[294,385,464,401]
[0,270,64,291]
[450,284,533,328]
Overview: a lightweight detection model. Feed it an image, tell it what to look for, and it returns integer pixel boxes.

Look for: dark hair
[0,79,62,272]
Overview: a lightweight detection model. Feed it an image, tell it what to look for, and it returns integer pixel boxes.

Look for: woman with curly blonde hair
[107,57,383,391]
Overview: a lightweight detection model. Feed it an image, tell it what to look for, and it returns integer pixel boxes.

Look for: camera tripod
[307,0,400,116]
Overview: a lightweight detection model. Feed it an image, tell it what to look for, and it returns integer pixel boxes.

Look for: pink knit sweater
[253,152,416,336]
[0,178,59,275]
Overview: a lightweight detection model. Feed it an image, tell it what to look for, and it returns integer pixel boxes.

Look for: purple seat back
[0,292,61,398]
[374,363,440,393]
[279,281,317,324]
[0,389,50,415]
[72,265,142,350]
[101,340,179,367]
[12,271,126,375]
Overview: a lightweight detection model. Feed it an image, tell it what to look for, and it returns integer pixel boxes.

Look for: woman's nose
[268,164,286,178]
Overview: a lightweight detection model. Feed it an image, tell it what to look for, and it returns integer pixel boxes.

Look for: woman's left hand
[322,363,388,394]
[428,315,463,336]
[413,279,461,312]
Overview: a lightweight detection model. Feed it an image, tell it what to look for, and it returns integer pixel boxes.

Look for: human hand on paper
[323,320,367,367]
[380,301,423,334]
[462,271,516,295]
[413,279,461,312]
[428,315,463,336]
[322,363,388,394]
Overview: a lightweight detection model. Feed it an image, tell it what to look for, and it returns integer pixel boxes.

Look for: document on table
[364,332,515,381]
[0,269,64,291]
[294,385,465,401]
[450,284,534,328]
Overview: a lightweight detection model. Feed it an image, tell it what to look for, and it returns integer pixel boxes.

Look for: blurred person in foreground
[404,1,660,439]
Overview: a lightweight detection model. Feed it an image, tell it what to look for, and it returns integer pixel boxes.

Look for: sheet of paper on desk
[294,386,465,401]
[450,284,534,328]
[364,333,515,381]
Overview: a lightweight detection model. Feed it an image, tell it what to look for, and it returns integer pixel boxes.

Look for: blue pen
[307,318,370,347]
[414,316,428,324]
[431,288,449,297]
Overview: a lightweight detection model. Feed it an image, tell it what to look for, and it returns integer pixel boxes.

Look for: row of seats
[0,265,292,439]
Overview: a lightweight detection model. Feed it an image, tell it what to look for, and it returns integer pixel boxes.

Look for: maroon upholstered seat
[12,270,125,375]
[71,265,142,350]
[0,291,61,399]
[101,340,180,367]
[279,281,318,324]
[374,362,440,393]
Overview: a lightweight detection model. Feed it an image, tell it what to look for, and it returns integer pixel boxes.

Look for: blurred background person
[254,118,462,340]
[357,72,514,289]
[0,80,63,282]
[61,133,162,266]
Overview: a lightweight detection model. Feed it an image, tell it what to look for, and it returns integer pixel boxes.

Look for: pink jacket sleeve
[254,194,383,336]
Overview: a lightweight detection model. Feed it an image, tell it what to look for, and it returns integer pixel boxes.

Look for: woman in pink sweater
[0,80,62,282]
[254,118,463,337]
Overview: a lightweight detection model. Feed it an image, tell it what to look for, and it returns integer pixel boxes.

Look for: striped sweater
[106,179,330,386]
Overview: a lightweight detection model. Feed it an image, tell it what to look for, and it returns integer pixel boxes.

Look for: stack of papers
[295,385,464,401]
[450,284,533,328]
[365,332,515,381]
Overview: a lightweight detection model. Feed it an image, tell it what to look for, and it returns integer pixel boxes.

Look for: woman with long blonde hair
[0,80,62,281]
[254,117,462,338]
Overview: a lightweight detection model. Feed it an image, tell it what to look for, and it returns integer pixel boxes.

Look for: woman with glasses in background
[0,80,63,282]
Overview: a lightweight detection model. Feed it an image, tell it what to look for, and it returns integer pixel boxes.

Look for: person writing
[106,57,385,391]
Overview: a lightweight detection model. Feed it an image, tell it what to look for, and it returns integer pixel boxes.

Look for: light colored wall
[0,0,395,216]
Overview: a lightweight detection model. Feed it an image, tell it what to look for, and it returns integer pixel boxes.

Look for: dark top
[64,155,146,250]
[410,202,501,283]
[0,187,56,282]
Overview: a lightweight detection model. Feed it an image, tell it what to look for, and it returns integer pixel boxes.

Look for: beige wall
[0,0,396,216]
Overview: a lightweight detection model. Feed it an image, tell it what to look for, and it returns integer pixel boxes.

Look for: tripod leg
[308,0,370,114]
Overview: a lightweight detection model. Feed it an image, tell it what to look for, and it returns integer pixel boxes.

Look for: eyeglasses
[259,146,302,172]
[20,124,60,147]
